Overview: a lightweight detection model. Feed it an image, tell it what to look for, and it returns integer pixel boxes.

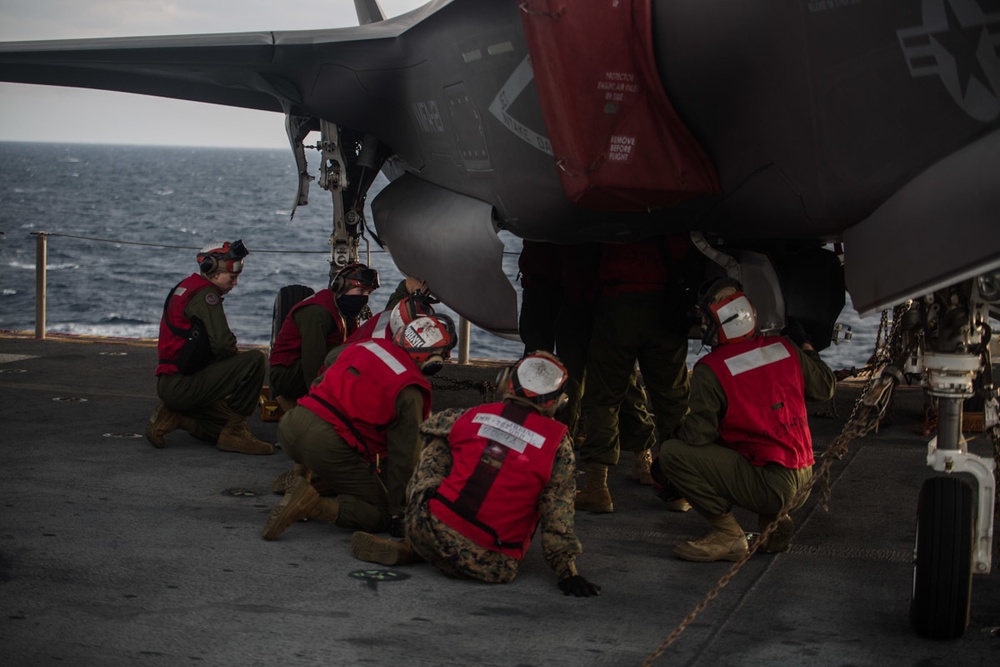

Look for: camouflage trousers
[405,488,520,584]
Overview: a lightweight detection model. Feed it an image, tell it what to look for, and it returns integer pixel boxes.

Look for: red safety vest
[429,402,568,559]
[599,236,690,295]
[345,309,393,344]
[155,273,218,376]
[269,290,356,367]
[298,339,431,462]
[697,336,813,469]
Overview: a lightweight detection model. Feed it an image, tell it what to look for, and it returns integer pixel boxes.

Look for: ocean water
[0,141,877,369]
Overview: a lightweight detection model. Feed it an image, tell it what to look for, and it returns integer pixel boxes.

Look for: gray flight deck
[1,332,998,666]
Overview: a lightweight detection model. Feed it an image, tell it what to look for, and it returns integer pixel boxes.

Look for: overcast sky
[0,0,427,148]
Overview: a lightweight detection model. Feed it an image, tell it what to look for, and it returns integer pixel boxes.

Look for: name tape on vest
[361,340,406,375]
[724,342,790,377]
[472,413,545,454]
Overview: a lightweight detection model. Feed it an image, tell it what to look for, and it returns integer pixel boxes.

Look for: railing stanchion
[34,232,47,340]
[458,316,471,365]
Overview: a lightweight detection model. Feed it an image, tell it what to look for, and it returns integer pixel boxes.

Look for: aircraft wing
[0,12,433,158]
[3,0,1000,337]
[0,30,287,113]
[0,1,524,334]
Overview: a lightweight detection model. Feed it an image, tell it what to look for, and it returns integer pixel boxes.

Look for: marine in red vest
[657,278,835,562]
[268,263,380,405]
[576,235,697,513]
[145,239,272,455]
[261,314,458,540]
[267,283,440,497]
[554,242,670,492]
[351,352,601,598]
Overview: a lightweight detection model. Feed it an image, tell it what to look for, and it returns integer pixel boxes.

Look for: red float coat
[345,309,393,344]
[298,339,431,462]
[598,235,691,296]
[429,402,568,559]
[697,336,813,469]
[269,290,356,366]
[155,273,218,376]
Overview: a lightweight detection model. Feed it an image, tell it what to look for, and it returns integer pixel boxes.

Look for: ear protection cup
[197,240,247,276]
[199,255,218,274]
[330,273,346,295]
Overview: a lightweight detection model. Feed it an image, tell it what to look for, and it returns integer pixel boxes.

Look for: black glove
[782,317,810,348]
[388,515,405,539]
[558,575,601,598]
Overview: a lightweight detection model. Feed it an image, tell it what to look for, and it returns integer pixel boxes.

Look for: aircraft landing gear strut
[908,280,998,640]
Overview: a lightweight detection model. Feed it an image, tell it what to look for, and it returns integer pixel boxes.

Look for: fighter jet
[1,0,998,641]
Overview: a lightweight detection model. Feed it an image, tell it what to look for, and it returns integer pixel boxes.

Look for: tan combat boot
[271,464,311,494]
[261,477,340,540]
[756,514,794,554]
[575,461,614,513]
[145,402,197,449]
[216,414,273,455]
[630,449,654,485]
[664,496,693,512]
[673,512,749,562]
[351,532,419,566]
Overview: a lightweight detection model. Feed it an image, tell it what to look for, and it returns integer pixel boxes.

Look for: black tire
[270,284,315,348]
[268,284,315,399]
[910,476,974,640]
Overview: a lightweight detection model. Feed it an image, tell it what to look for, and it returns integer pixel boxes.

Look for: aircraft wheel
[909,476,974,640]
[270,284,315,347]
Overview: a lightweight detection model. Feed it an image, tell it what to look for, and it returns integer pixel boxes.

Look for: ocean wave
[99,314,153,326]
[6,260,80,271]
[47,322,158,340]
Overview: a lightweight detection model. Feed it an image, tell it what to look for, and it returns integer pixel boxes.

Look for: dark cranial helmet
[197,239,249,275]
[330,262,380,297]
[697,277,757,347]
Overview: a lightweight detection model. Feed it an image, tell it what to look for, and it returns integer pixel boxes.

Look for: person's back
[298,337,432,458]
[351,352,601,598]
[429,400,568,562]
[658,278,835,562]
[261,314,458,541]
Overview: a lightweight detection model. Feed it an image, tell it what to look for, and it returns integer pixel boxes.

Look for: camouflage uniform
[405,408,582,583]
